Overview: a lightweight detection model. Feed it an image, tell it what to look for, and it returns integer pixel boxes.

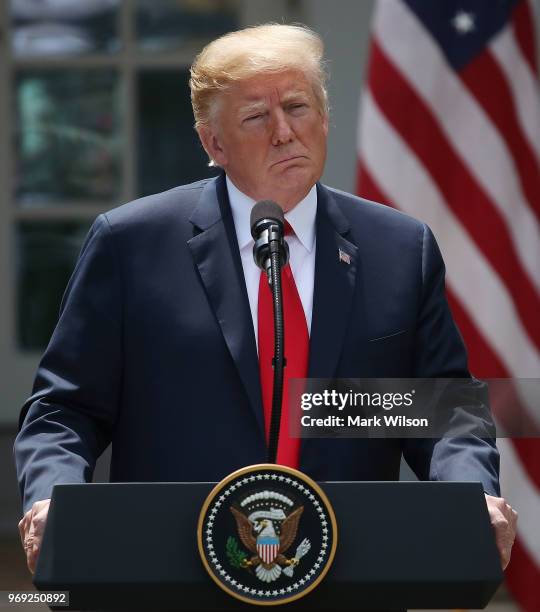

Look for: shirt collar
[226,175,317,252]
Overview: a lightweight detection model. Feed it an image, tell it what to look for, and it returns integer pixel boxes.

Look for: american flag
[356,1,540,610]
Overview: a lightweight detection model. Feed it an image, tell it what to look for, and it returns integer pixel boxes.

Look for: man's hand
[18,499,51,574]
[485,494,518,570]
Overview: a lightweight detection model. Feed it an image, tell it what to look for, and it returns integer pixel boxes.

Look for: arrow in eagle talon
[283,538,311,577]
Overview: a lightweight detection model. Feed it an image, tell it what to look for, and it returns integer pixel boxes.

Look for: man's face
[198,70,328,211]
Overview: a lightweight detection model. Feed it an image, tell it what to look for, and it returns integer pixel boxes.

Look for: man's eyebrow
[237,91,311,116]
[238,101,268,115]
[281,91,310,104]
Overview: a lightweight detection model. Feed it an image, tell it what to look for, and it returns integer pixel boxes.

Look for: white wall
[306,0,375,193]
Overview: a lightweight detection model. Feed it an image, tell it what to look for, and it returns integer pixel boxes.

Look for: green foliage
[226,536,248,568]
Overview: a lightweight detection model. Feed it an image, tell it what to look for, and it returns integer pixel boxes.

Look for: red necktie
[257,223,309,468]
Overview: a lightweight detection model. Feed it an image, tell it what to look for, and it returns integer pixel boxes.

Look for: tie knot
[284,220,294,236]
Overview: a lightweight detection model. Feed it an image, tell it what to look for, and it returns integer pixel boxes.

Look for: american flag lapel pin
[338,249,351,265]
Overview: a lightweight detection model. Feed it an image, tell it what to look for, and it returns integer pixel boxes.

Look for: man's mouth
[272,155,307,167]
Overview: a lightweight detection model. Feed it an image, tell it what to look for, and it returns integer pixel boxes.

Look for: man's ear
[321,111,329,137]
[197,125,228,168]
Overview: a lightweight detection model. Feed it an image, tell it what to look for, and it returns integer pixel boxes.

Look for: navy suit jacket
[15,173,500,512]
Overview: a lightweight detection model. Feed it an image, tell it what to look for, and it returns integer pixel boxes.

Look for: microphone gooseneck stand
[267,242,285,464]
[250,201,289,464]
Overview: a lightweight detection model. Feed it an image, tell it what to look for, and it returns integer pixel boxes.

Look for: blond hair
[190,23,329,128]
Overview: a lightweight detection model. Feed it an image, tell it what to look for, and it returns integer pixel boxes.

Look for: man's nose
[271,109,294,146]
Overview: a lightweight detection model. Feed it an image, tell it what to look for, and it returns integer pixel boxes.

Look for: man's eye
[245,114,263,122]
[289,102,307,113]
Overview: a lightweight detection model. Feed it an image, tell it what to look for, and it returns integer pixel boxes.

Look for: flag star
[272,590,279,595]
[286,586,293,592]
[258,590,264,596]
[278,476,285,481]
[271,474,278,479]
[207,543,214,550]
[219,569,226,575]
[279,588,286,595]
[451,11,475,35]
[256,474,263,480]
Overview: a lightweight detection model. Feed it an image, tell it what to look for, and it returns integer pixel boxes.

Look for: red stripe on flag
[512,0,539,75]
[460,49,540,222]
[506,536,540,612]
[368,39,540,351]
[511,439,540,493]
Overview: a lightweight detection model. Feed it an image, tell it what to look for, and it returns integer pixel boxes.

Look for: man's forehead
[232,72,314,104]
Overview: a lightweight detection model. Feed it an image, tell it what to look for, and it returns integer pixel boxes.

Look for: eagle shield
[256,534,280,564]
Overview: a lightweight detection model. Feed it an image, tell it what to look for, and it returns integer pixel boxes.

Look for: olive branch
[226,536,248,568]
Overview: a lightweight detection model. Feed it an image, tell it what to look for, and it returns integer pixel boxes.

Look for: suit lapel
[187,174,265,438]
[301,185,358,475]
[308,184,358,378]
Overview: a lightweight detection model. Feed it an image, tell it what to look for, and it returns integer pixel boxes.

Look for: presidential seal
[197,464,337,606]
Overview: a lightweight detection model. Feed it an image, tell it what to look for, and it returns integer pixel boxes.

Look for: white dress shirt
[226,176,317,351]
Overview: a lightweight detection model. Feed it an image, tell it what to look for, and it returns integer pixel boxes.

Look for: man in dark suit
[15,23,516,575]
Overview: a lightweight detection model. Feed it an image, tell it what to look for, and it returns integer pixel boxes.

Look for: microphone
[250,200,290,280]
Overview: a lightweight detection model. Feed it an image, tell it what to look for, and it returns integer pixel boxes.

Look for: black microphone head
[250,200,284,239]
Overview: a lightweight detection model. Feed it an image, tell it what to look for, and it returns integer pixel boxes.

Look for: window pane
[14,70,122,205]
[10,0,120,56]
[137,69,218,197]
[136,0,239,53]
[16,221,91,351]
